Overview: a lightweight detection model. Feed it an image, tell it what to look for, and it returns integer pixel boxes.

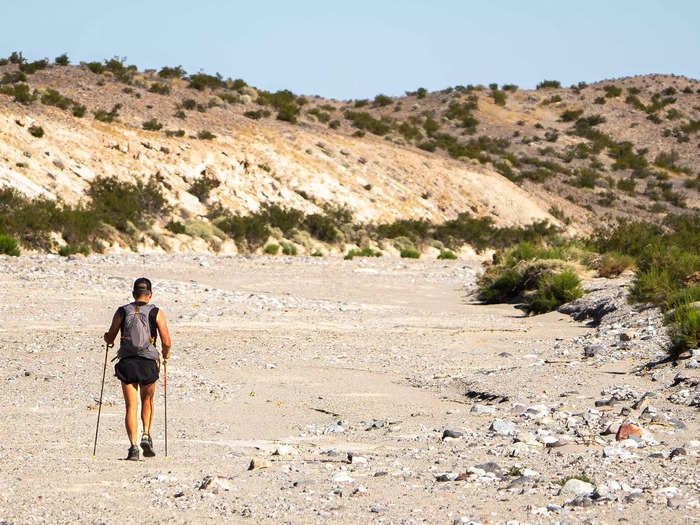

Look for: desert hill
[0,53,698,253]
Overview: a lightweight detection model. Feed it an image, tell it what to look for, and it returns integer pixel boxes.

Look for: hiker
[103,277,171,461]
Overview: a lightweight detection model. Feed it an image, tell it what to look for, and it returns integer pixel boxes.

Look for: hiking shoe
[126,445,140,461]
[140,433,155,457]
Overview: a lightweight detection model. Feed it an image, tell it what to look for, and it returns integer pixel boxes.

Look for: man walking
[104,278,171,461]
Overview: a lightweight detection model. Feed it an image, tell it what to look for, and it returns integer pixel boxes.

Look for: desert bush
[542,95,562,105]
[8,51,24,64]
[617,177,636,193]
[54,53,69,65]
[181,98,196,110]
[345,247,382,260]
[560,109,583,122]
[311,250,323,257]
[307,108,331,123]
[595,252,635,277]
[58,244,89,257]
[165,129,185,137]
[1,71,27,84]
[654,150,691,175]
[281,242,298,256]
[165,220,186,234]
[158,65,186,79]
[667,302,700,359]
[491,89,506,106]
[328,119,340,129]
[188,174,220,202]
[197,130,216,140]
[19,59,48,74]
[218,92,239,104]
[244,109,271,120]
[344,111,392,135]
[437,249,457,260]
[28,125,44,138]
[188,73,225,91]
[373,94,392,107]
[142,118,163,131]
[444,101,479,131]
[603,85,622,98]
[103,57,135,83]
[149,82,171,95]
[0,234,20,256]
[537,80,561,89]
[40,89,73,110]
[93,104,121,122]
[400,248,420,259]
[525,270,583,314]
[264,243,280,255]
[257,89,301,123]
[85,62,104,74]
[0,83,36,104]
[571,168,599,188]
[502,84,518,92]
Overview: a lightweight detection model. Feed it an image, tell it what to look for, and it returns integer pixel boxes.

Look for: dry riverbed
[0,254,697,524]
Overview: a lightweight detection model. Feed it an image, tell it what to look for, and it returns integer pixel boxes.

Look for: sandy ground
[0,254,697,524]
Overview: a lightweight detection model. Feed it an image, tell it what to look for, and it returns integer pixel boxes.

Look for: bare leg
[121,382,139,446]
[140,382,156,435]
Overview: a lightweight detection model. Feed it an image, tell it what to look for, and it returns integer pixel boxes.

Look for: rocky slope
[0,56,698,253]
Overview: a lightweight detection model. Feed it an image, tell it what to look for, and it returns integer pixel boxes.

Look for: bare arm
[103,309,122,346]
[156,310,171,360]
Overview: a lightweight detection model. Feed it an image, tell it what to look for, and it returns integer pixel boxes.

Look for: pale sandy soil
[0,254,697,524]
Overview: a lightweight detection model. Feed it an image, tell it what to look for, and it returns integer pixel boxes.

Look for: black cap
[133,277,152,294]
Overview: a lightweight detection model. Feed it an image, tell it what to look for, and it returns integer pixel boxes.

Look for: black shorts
[115,356,159,386]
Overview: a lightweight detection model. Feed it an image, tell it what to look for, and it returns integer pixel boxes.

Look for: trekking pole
[92,342,113,459]
[163,359,168,461]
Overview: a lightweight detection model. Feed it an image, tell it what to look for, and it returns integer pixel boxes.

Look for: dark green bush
[28,125,44,138]
[667,302,700,359]
[571,168,599,188]
[19,59,48,74]
[142,118,163,131]
[181,98,196,110]
[149,82,171,95]
[603,85,622,98]
[491,90,506,106]
[0,83,36,104]
[400,248,420,259]
[281,242,298,256]
[58,244,89,257]
[40,89,73,110]
[93,104,121,122]
[188,73,225,91]
[525,270,583,314]
[86,61,104,74]
[560,109,583,122]
[328,119,340,129]
[1,71,27,84]
[536,80,561,89]
[8,51,24,64]
[159,65,186,79]
[264,243,280,255]
[165,220,186,234]
[70,104,85,118]
[257,89,301,123]
[437,249,457,260]
[373,94,392,107]
[244,109,271,120]
[197,130,216,140]
[54,53,69,65]
[103,57,135,83]
[343,111,392,135]
[188,175,220,202]
[0,234,20,256]
[345,247,382,260]
[165,129,185,137]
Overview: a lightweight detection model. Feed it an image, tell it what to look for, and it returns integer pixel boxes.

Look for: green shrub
[560,109,583,122]
[142,118,163,131]
[345,247,382,260]
[525,270,583,314]
[595,252,635,277]
[667,302,700,359]
[654,150,691,175]
[536,80,561,89]
[311,250,323,257]
[218,92,239,104]
[158,65,186,79]
[93,104,121,122]
[557,473,593,486]
[55,53,69,66]
[1,71,27,84]
[244,109,271,120]
[40,89,73,110]
[181,98,196,110]
[149,82,171,95]
[188,175,220,202]
[307,108,331,123]
[264,243,280,255]
[8,51,24,64]
[400,248,420,259]
[28,125,44,138]
[72,104,86,118]
[603,85,622,98]
[58,244,89,257]
[165,220,186,234]
[165,129,185,137]
[491,90,506,106]
[617,177,636,193]
[281,242,298,256]
[502,84,518,92]
[343,111,392,135]
[188,73,225,91]
[0,234,20,256]
[373,94,392,107]
[0,83,36,104]
[197,130,216,140]
[19,59,49,74]
[257,89,301,123]
[328,119,340,129]
[542,95,562,105]
[437,249,457,260]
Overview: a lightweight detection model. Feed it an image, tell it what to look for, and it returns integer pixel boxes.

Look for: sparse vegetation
[142,118,163,131]
[264,243,280,255]
[149,82,171,95]
[197,130,216,140]
[536,80,561,90]
[0,234,20,256]
[28,125,44,138]
[400,248,420,259]
[437,249,457,260]
[165,220,186,234]
[93,104,121,123]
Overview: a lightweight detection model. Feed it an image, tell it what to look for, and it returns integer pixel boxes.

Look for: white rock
[470,404,496,415]
[331,472,355,483]
[522,468,540,478]
[558,478,595,496]
[272,445,297,456]
[656,486,679,497]
[490,419,516,436]
[350,455,368,465]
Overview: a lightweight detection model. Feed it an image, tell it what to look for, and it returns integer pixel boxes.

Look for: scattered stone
[475,462,501,475]
[669,448,686,459]
[331,472,355,483]
[616,422,642,441]
[489,419,516,436]
[272,445,297,456]
[366,419,386,431]
[436,473,459,482]
[442,429,463,439]
[248,458,269,470]
[470,404,496,415]
[199,476,235,491]
[559,479,595,496]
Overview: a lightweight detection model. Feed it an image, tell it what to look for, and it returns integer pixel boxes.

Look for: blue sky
[2,0,698,99]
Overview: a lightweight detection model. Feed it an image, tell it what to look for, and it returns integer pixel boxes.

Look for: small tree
[55,53,69,66]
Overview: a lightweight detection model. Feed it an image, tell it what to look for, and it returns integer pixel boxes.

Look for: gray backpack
[118,303,158,360]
